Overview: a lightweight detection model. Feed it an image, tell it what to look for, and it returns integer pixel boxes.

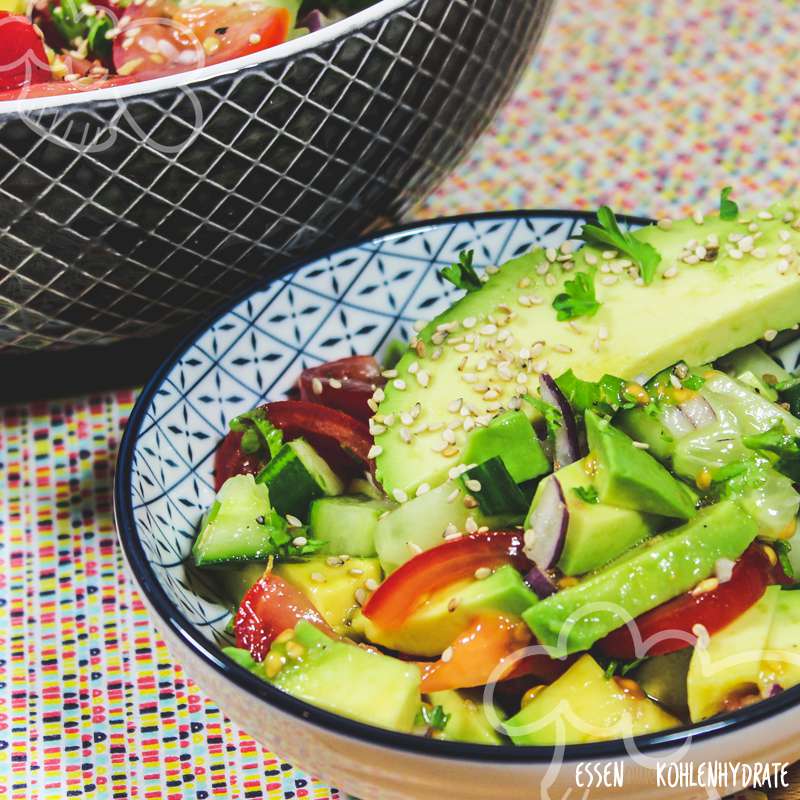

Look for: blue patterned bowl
[115,211,800,800]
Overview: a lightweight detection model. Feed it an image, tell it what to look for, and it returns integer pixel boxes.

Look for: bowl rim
[114,208,800,764]
[0,0,411,115]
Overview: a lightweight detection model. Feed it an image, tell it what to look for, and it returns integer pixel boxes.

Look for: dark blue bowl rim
[114,208,800,764]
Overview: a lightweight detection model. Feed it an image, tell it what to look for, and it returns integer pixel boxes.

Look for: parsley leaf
[682,373,706,391]
[261,509,325,561]
[743,423,800,482]
[719,186,739,221]
[230,407,284,458]
[416,704,451,731]
[603,660,618,680]
[555,369,639,417]
[552,271,601,321]
[440,250,482,293]
[580,206,662,284]
[52,0,113,60]
[573,486,599,504]
[523,394,562,438]
[773,540,795,579]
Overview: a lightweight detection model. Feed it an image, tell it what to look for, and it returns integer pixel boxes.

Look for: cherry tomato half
[0,13,50,92]
[298,356,384,422]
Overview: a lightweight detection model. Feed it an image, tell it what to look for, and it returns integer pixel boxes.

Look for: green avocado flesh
[268,621,421,732]
[527,459,663,576]
[585,410,697,519]
[374,204,800,496]
[523,501,758,655]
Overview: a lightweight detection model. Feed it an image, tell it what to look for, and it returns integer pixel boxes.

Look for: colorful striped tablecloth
[4,1,800,797]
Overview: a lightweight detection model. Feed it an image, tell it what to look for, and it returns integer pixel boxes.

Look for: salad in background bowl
[116,197,800,799]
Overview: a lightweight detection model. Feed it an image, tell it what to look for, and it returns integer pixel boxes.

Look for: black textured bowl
[0,0,553,352]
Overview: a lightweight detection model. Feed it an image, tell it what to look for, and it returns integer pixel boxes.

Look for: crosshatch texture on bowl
[0,0,554,353]
[118,210,800,773]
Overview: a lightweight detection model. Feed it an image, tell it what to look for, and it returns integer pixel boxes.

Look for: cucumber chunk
[461,457,532,517]
[309,495,394,557]
[256,438,343,520]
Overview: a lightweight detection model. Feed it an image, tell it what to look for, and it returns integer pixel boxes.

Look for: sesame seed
[533,358,549,373]
[738,235,754,253]
[447,597,460,612]
[328,377,342,389]
[326,556,343,567]
[462,495,478,510]
[286,514,303,528]
[529,294,544,305]
[516,373,528,385]
[292,536,308,547]
[465,517,478,534]
[431,441,447,453]
[367,444,383,459]
[465,479,482,492]
[444,522,459,538]
[441,646,454,663]
[399,428,412,444]
[692,209,704,225]
[407,542,423,555]
[632,440,650,449]
[600,275,618,286]
[545,247,557,262]
[373,388,385,402]
[545,274,557,286]
[779,230,791,242]
[474,567,492,580]
[447,488,460,503]
[517,277,531,289]
[597,325,609,340]
[584,252,598,265]
[682,254,699,265]
[764,329,778,342]
[365,578,379,592]
[592,338,601,352]
[442,446,460,458]
[728,249,743,260]
[311,572,326,584]
[694,246,707,259]
[392,488,408,503]
[657,218,673,230]
[413,319,426,332]
[778,259,790,274]
[663,266,679,279]
[393,379,406,391]
[602,250,618,260]
[758,210,774,220]
[778,244,793,256]
[415,483,430,497]
[311,377,323,395]
[354,588,368,605]
[400,412,414,426]
[448,398,463,413]
[407,362,419,374]
[480,324,498,336]
[554,343,572,354]
[752,247,767,259]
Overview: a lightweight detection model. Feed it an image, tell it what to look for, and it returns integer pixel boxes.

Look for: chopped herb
[440,250,482,293]
[719,186,739,221]
[620,658,645,676]
[523,393,562,438]
[230,407,284,458]
[573,486,599,504]
[602,656,644,679]
[52,0,113,60]
[416,704,450,731]
[603,660,618,680]
[682,373,706,391]
[773,540,795,579]
[711,458,773,499]
[260,509,325,560]
[580,206,662,284]
[555,369,638,417]
[552,271,600,321]
[743,423,800,482]
[776,376,800,392]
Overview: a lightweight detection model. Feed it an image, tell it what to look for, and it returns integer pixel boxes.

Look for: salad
[192,192,800,745]
[0,0,372,100]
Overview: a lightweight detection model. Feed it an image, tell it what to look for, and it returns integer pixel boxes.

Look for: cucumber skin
[309,495,392,557]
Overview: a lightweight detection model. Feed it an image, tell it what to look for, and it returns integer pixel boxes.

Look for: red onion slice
[524,475,568,569]
[301,10,330,31]
[539,373,581,469]
[769,683,784,697]
[679,395,717,429]
[524,565,558,599]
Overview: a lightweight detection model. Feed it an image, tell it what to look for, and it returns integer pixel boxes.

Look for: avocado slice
[266,620,422,732]
[352,564,537,657]
[375,203,800,497]
[274,556,382,636]
[717,344,791,402]
[585,410,697,519]
[505,654,679,745]
[686,585,780,722]
[462,410,550,483]
[758,588,800,695]
[428,690,506,745]
[524,501,758,655]
[527,458,663,575]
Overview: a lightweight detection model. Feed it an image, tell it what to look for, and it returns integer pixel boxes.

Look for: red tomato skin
[298,356,385,422]
[362,531,530,630]
[213,430,265,492]
[0,13,50,91]
[235,573,329,661]
[598,544,773,659]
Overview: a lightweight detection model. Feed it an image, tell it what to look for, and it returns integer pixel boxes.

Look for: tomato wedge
[298,356,384,422]
[362,531,530,630]
[235,573,330,661]
[113,2,290,82]
[214,399,373,490]
[0,13,50,91]
[418,614,569,693]
[598,544,774,659]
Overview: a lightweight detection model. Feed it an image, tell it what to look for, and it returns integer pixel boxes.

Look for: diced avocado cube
[269,620,421,732]
[428,690,505,745]
[462,410,550,483]
[353,564,537,657]
[505,655,678,745]
[524,501,759,655]
[586,410,697,519]
[687,585,780,722]
[274,556,382,636]
[527,459,662,576]
[758,588,800,695]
